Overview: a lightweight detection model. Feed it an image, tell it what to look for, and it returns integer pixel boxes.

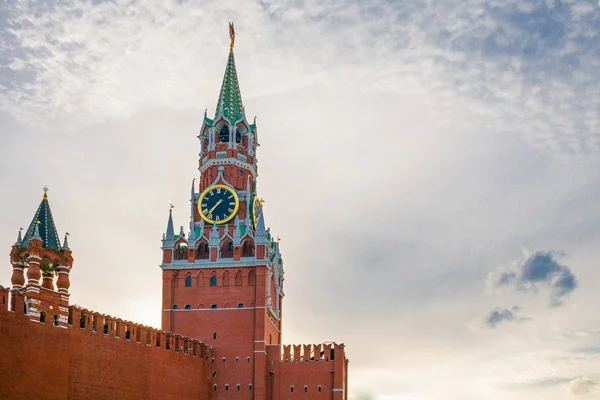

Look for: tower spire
[215,22,244,123]
[165,205,175,240]
[21,187,62,250]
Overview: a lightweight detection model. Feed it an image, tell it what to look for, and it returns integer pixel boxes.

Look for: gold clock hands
[208,199,223,215]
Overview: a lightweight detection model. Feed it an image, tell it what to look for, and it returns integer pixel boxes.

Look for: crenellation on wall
[279,343,344,363]
[56,303,212,360]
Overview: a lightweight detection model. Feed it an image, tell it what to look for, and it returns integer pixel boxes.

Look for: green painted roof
[22,193,62,250]
[215,48,244,123]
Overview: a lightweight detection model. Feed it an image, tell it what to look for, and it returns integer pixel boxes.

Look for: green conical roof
[215,48,245,123]
[21,191,62,251]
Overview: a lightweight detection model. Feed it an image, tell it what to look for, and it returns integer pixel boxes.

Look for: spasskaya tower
[160,22,284,399]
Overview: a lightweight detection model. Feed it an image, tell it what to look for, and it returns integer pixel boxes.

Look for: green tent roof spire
[21,187,62,251]
[215,23,245,123]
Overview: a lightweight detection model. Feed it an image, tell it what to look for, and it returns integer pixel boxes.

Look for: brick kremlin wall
[0,286,212,400]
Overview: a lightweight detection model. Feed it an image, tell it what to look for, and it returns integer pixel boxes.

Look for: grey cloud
[488,251,578,307]
[483,306,530,328]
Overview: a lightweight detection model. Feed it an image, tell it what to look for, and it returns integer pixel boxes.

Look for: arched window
[241,239,255,257]
[219,125,229,142]
[225,384,229,391]
[53,315,59,327]
[249,384,252,391]
[304,385,308,392]
[237,384,240,390]
[210,271,217,286]
[248,270,255,286]
[40,311,46,323]
[196,240,209,259]
[223,270,230,286]
[174,242,188,260]
[220,240,233,258]
[291,386,294,392]
[318,385,322,392]
[214,384,217,391]
[235,270,242,285]
[185,275,192,287]
[235,129,241,143]
[185,304,191,310]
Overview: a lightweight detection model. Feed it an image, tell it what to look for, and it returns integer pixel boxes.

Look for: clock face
[252,196,263,229]
[198,185,239,224]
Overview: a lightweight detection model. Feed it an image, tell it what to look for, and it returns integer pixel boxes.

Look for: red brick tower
[160,23,284,399]
[9,188,73,327]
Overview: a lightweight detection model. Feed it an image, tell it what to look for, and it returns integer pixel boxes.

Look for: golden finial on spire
[229,21,235,49]
[36,220,41,225]
[66,232,70,236]
[170,204,175,210]
[43,185,49,200]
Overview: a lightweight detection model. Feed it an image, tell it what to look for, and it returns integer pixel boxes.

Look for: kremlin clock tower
[160,23,285,398]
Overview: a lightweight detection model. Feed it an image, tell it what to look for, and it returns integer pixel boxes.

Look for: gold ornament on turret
[229,22,235,48]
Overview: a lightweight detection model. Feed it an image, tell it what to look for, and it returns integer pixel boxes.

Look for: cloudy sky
[1,0,599,398]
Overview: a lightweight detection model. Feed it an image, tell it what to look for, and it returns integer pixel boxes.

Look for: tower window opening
[40,312,46,323]
[249,384,252,391]
[103,323,108,334]
[213,371,217,377]
[242,239,255,257]
[318,385,322,392]
[185,304,191,310]
[219,126,229,142]
[304,385,308,392]
[247,356,250,362]
[126,327,131,340]
[172,304,178,310]
[238,303,243,308]
[237,384,240,390]
[80,314,86,328]
[211,357,215,363]
[210,273,217,286]
[214,384,217,391]
[239,169,243,176]
[223,357,226,363]
[220,240,233,258]
[53,315,59,327]
[236,357,239,362]
[213,332,217,340]
[211,304,217,309]
[235,130,241,143]
[225,384,229,391]
[185,275,192,287]
[291,386,294,392]
[196,241,209,260]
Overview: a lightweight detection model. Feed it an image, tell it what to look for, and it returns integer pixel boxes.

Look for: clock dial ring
[198,184,240,224]
[252,196,262,229]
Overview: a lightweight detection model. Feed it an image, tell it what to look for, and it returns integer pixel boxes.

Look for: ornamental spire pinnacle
[165,205,175,240]
[21,188,62,250]
[215,22,244,123]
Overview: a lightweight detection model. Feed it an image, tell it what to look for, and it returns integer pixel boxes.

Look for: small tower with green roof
[9,187,73,327]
